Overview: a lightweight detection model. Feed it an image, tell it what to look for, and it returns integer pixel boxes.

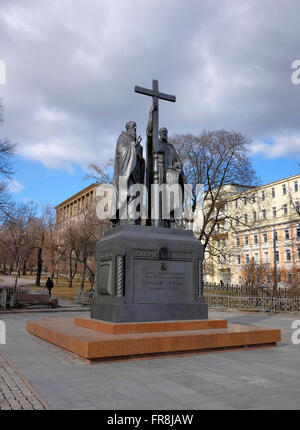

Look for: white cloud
[7,178,23,194]
[251,135,300,159]
[0,0,300,171]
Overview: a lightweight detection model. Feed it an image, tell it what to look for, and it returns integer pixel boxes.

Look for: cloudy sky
[0,0,300,208]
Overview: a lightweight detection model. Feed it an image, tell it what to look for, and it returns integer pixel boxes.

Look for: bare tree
[0,99,17,218]
[0,201,37,289]
[171,130,258,279]
[241,259,272,295]
[84,161,113,184]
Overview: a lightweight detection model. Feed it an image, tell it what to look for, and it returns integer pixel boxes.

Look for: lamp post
[273,226,278,296]
[56,246,61,285]
[14,233,26,291]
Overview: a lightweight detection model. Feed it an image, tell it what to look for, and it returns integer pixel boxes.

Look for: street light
[14,233,26,291]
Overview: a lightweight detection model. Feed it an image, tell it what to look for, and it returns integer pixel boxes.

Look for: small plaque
[133,259,192,303]
[98,260,112,295]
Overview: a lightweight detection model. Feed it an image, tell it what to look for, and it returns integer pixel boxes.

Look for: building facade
[55,183,99,231]
[206,174,300,285]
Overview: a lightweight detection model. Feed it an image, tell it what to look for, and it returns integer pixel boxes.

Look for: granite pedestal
[91,225,208,323]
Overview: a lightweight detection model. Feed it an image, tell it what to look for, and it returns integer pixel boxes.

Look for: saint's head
[126,121,137,141]
[159,127,168,143]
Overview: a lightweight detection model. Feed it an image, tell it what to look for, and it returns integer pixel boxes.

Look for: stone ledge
[74,317,227,334]
[27,317,281,362]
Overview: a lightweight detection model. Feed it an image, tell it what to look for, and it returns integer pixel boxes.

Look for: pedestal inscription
[133,259,192,303]
[98,261,112,295]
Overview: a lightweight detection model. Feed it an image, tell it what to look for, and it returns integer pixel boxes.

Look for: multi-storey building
[207,173,300,285]
[55,183,99,231]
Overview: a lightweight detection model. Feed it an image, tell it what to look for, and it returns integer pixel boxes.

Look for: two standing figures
[112,87,184,228]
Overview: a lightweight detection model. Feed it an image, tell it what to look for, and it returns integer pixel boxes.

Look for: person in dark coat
[46,277,54,297]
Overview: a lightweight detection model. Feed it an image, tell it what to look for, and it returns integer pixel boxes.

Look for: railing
[73,290,95,305]
[204,293,300,313]
[204,282,292,297]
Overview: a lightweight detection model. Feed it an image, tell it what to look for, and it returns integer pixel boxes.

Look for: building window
[274,230,278,241]
[273,207,276,218]
[286,249,291,261]
[272,187,275,198]
[295,181,298,192]
[297,228,300,239]
[295,201,300,214]
[264,251,269,263]
[253,211,257,222]
[252,195,256,203]
[244,197,247,205]
[236,217,239,225]
[262,209,266,220]
[298,248,300,260]
[276,250,280,262]
[282,184,287,195]
[244,214,248,224]
[254,253,259,263]
[246,254,250,264]
[254,234,258,244]
[245,235,249,245]
[261,191,265,201]
[235,199,238,208]
[283,204,288,215]
[236,237,240,246]
[263,233,268,242]
[288,273,293,283]
[285,229,290,240]
[237,255,241,265]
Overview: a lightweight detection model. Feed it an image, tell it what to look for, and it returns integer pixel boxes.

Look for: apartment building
[206,174,300,285]
[55,183,99,231]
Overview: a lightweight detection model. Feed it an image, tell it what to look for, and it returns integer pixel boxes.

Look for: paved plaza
[0,309,299,410]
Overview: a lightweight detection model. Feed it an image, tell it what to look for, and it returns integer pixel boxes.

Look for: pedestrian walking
[45,277,54,297]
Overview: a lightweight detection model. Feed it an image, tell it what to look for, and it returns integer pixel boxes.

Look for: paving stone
[1,309,300,409]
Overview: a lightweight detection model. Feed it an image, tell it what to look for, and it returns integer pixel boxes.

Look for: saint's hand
[137,135,142,144]
[152,102,158,112]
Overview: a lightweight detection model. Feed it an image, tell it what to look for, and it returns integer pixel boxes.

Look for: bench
[15,294,58,308]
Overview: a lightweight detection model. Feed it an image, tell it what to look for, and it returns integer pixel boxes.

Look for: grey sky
[0,0,300,172]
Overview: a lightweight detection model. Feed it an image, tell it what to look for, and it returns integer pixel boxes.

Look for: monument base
[92,225,208,323]
[27,317,281,363]
[91,302,208,323]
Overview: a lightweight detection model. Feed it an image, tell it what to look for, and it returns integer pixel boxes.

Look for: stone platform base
[26,317,281,363]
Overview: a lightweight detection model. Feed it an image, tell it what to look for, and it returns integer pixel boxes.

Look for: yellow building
[207,174,300,285]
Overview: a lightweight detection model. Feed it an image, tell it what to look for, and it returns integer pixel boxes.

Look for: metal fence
[204,282,292,298]
[73,290,95,305]
[204,293,300,313]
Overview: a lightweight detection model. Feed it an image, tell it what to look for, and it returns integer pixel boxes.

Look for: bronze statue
[113,121,145,225]
[147,104,184,228]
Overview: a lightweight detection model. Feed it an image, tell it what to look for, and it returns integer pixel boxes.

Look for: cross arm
[134,86,154,97]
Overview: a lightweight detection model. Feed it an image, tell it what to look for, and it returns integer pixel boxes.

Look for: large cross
[134,79,176,152]
[135,79,176,226]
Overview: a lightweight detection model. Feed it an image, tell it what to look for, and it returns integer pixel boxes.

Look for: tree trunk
[22,260,27,276]
[80,258,87,294]
[35,247,43,286]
